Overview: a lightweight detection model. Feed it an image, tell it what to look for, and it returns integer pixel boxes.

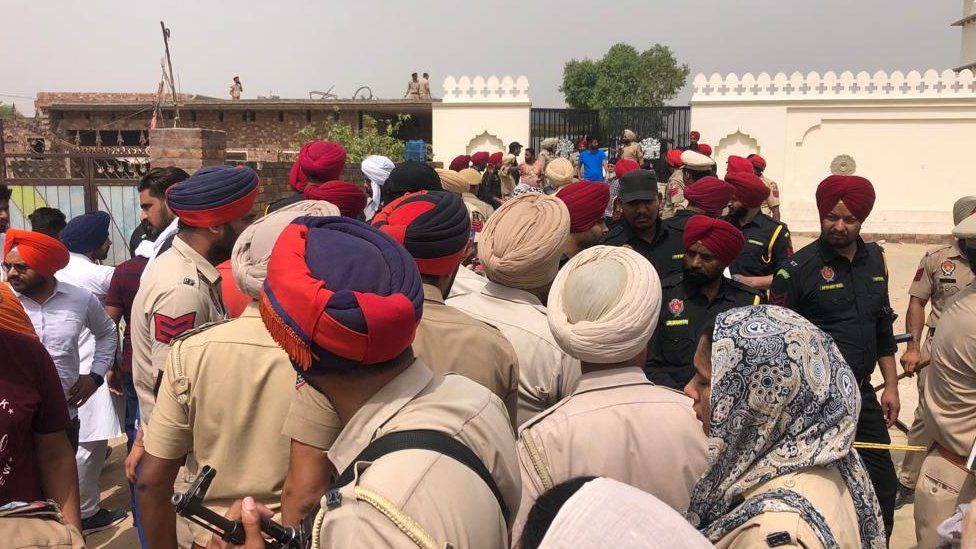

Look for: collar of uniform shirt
[677,277,741,303]
[422,283,445,304]
[171,235,221,284]
[326,359,434,473]
[573,366,650,394]
[817,235,869,263]
[480,281,548,313]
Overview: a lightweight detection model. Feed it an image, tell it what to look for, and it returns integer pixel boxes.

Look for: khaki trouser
[899,334,935,489]
[0,516,85,549]
[915,449,976,548]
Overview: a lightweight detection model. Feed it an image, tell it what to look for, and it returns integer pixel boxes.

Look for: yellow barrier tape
[853,442,927,452]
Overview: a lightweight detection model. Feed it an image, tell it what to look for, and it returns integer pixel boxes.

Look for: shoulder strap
[330,429,509,522]
[761,224,785,264]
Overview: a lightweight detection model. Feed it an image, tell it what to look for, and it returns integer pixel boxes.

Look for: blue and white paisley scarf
[685,305,886,549]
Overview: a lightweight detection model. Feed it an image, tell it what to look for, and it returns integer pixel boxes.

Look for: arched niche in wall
[466,131,505,155]
[716,130,760,159]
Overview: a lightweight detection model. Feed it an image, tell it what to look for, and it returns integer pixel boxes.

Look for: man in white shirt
[57,211,128,534]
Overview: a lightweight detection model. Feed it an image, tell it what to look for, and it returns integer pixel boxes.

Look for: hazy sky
[0,0,963,114]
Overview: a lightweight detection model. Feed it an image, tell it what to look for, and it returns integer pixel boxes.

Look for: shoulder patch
[154,312,197,344]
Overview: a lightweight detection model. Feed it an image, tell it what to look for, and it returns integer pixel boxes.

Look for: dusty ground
[88,236,935,549]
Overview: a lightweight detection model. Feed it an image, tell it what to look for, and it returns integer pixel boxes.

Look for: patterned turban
[60,211,110,254]
[471,151,490,169]
[303,181,368,218]
[372,191,470,276]
[557,182,610,233]
[478,193,570,290]
[725,171,770,209]
[613,158,640,179]
[683,176,734,217]
[232,200,341,300]
[548,246,661,363]
[449,155,471,172]
[165,165,259,227]
[436,168,469,195]
[3,229,69,277]
[545,157,575,188]
[383,161,442,205]
[815,175,876,222]
[260,217,423,372]
[288,141,347,191]
[683,215,744,266]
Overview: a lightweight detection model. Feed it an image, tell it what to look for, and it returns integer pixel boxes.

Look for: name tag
[939,278,956,283]
[747,239,765,247]
[820,283,845,291]
[671,253,684,260]
[871,276,885,282]
[666,319,689,327]
[776,269,790,279]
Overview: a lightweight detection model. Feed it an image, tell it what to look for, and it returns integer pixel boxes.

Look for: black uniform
[663,209,694,234]
[724,213,792,277]
[645,273,763,389]
[605,219,684,280]
[769,237,898,539]
[477,170,502,206]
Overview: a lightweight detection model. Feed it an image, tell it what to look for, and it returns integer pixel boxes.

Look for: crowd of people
[0,127,975,549]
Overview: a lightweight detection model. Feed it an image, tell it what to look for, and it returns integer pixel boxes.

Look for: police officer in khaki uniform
[280,192,520,525]
[914,213,976,548]
[897,196,976,507]
[136,202,332,548]
[618,129,644,163]
[227,215,519,548]
[127,166,259,478]
[748,154,781,221]
[664,150,714,219]
[513,246,707,546]
[457,168,495,234]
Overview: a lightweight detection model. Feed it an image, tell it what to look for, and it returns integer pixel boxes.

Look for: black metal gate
[604,106,692,159]
[529,108,600,153]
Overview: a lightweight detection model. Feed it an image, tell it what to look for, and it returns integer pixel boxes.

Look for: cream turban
[545,157,575,187]
[459,168,482,188]
[540,137,559,150]
[231,199,341,299]
[548,245,661,363]
[953,195,976,226]
[478,193,570,290]
[623,129,637,141]
[436,168,469,194]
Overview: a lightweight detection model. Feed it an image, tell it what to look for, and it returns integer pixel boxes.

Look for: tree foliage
[0,102,19,119]
[560,43,689,109]
[296,112,411,162]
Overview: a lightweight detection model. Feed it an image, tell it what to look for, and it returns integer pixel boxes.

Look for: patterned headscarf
[686,305,885,549]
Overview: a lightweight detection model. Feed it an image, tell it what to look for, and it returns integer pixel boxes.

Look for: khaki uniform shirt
[447,282,581,427]
[664,168,686,219]
[909,242,973,329]
[537,150,554,182]
[144,303,294,546]
[620,142,643,163]
[922,283,976,457]
[405,80,421,99]
[131,237,226,425]
[760,175,781,217]
[715,465,861,549]
[314,360,520,549]
[513,368,707,543]
[283,283,521,447]
[461,192,494,236]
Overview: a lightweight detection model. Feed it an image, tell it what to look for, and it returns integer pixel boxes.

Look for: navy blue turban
[60,211,111,254]
[165,165,259,227]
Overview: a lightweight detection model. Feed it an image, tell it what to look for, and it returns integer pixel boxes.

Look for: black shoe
[894,482,915,509]
[81,508,128,535]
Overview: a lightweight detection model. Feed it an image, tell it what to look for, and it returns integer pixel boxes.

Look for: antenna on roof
[160,21,181,127]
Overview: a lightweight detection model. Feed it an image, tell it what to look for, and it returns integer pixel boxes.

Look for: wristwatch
[88,372,104,388]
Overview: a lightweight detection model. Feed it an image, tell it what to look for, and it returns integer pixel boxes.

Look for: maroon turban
[725,171,770,209]
[697,144,712,157]
[683,176,734,217]
[726,155,753,175]
[749,154,766,171]
[816,175,876,222]
[288,141,347,191]
[690,131,700,141]
[488,152,503,166]
[613,159,640,178]
[557,182,610,233]
[449,155,471,171]
[683,215,744,266]
[3,229,69,277]
[471,151,490,168]
[303,180,368,218]
[665,149,683,168]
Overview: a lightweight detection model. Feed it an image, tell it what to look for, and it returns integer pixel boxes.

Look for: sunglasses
[1,262,31,274]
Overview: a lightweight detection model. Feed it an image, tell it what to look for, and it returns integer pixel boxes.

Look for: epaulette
[171,319,233,343]
[923,243,955,257]
[661,272,684,289]
[781,242,820,271]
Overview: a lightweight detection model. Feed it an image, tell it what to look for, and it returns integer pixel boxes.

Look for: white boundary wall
[432,75,531,164]
[690,69,976,235]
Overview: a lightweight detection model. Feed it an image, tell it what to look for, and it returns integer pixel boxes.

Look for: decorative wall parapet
[441,75,530,103]
[691,69,976,102]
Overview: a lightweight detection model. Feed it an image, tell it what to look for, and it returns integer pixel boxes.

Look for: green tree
[0,102,19,119]
[296,112,414,163]
[560,43,689,109]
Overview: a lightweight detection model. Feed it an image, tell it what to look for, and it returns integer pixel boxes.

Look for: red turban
[690,131,700,141]
[471,151,490,168]
[816,175,876,222]
[683,176,734,217]
[557,182,610,233]
[725,171,770,209]
[613,159,640,178]
[303,180,368,218]
[683,215,744,266]
[665,149,684,168]
[488,152,503,166]
[449,155,471,171]
[3,229,69,277]
[749,154,766,171]
[288,141,347,191]
[726,155,753,175]
[697,144,712,157]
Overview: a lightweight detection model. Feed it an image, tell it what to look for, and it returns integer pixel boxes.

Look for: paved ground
[88,236,935,548]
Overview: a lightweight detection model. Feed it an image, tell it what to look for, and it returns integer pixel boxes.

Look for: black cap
[618,170,659,204]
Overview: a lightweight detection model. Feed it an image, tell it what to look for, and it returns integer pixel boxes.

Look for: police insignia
[941,260,956,276]
[820,266,835,283]
[913,268,923,282]
[668,298,684,316]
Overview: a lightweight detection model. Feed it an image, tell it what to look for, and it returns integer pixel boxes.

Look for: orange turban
[0,283,36,338]
[3,229,69,277]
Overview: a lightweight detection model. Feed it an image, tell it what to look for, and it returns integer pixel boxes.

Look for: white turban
[541,138,559,150]
[623,129,637,141]
[231,200,341,299]
[548,245,661,363]
[361,155,395,219]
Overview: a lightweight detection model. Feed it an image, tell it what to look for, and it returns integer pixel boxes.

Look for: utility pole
[160,21,181,127]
